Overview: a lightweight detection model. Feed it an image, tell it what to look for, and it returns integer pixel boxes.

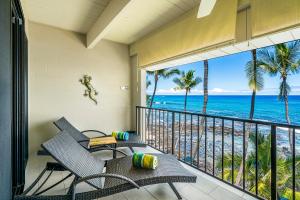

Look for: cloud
[147,88,202,95]
[291,86,300,92]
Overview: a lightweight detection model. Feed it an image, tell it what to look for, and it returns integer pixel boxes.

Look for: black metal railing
[136,106,300,200]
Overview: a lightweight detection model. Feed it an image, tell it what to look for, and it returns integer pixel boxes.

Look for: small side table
[79,136,118,158]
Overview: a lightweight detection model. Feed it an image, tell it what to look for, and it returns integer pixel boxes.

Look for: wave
[154,101,183,106]
[277,127,300,134]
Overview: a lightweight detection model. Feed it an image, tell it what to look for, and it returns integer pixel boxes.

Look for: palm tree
[236,49,264,185]
[192,60,209,161]
[146,69,179,143]
[258,41,300,150]
[246,49,264,120]
[202,60,209,115]
[173,70,202,111]
[147,69,180,108]
[219,132,300,199]
[146,79,151,106]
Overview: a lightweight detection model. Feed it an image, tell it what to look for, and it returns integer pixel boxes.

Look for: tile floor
[25,146,258,200]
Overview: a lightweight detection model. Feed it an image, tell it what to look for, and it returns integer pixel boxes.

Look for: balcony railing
[136,106,300,200]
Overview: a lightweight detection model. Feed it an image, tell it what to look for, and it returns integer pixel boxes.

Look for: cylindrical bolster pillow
[132,153,158,169]
[112,131,129,141]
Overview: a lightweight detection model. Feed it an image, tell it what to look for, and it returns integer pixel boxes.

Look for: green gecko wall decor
[79,75,98,105]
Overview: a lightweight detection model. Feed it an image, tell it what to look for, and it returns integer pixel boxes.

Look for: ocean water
[151,95,300,125]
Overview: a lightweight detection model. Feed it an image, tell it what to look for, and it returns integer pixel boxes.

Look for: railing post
[171,112,175,155]
[135,106,138,134]
[270,125,277,200]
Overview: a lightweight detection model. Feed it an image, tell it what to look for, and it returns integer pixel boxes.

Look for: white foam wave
[277,127,300,134]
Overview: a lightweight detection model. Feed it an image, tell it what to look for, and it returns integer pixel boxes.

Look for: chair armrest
[74,173,139,188]
[72,173,139,199]
[81,129,107,136]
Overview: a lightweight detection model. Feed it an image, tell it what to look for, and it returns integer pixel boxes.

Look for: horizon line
[148,94,300,96]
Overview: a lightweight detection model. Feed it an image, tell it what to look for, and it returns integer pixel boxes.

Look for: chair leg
[22,168,47,195]
[129,146,135,153]
[68,176,79,195]
[168,182,182,200]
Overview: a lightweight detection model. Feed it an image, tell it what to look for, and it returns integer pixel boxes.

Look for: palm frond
[287,40,300,64]
[147,71,155,76]
[257,48,279,76]
[162,69,180,79]
[173,77,185,90]
[245,61,264,91]
[286,40,300,73]
[189,77,202,89]
[173,70,201,92]
[146,80,151,89]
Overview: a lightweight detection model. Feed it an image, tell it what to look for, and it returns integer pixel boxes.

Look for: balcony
[2,0,300,200]
[22,106,299,200]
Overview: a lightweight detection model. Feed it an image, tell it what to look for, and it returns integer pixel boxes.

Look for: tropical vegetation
[218,132,300,199]
[146,78,151,106]
[173,70,202,111]
[147,69,180,108]
[236,49,265,184]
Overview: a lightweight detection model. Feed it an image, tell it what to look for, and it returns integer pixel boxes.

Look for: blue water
[152,95,300,125]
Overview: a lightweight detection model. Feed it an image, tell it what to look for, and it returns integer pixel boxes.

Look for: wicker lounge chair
[54,117,146,152]
[15,131,196,200]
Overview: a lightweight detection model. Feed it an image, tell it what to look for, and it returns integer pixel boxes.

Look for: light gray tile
[145,183,180,200]
[97,193,127,200]
[209,186,244,200]
[242,193,259,200]
[122,188,157,200]
[177,184,215,200]
[191,175,218,194]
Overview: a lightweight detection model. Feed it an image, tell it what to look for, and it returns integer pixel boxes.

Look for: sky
[146,48,300,96]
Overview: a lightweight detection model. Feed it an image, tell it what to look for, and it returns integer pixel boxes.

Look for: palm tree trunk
[249,90,256,119]
[235,90,256,185]
[283,77,293,151]
[184,89,188,111]
[235,49,257,185]
[147,74,158,144]
[202,60,209,114]
[192,60,208,161]
[149,75,158,108]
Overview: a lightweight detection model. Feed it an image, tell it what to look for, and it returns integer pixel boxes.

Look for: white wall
[28,22,131,155]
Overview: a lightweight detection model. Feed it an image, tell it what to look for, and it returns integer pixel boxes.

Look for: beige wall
[28,22,131,155]
[130,56,147,129]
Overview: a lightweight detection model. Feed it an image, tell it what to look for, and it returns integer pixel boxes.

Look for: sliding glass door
[11,0,28,195]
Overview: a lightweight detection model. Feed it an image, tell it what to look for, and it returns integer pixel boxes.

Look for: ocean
[151,95,300,125]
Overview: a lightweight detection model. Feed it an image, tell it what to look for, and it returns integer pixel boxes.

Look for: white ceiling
[21,0,200,44]
[21,0,111,33]
[103,0,201,44]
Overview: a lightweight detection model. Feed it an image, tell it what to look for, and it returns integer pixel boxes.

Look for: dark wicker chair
[54,117,146,152]
[16,131,196,200]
